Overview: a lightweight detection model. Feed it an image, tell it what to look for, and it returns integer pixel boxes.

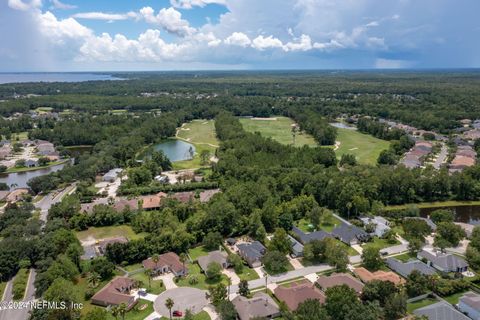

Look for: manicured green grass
[392,252,417,262]
[443,291,468,305]
[236,265,260,281]
[362,237,400,251]
[407,297,438,313]
[384,200,480,211]
[177,263,229,290]
[295,217,342,233]
[6,159,69,173]
[104,300,153,320]
[129,272,165,295]
[0,282,7,300]
[173,119,218,170]
[188,246,212,261]
[12,269,29,300]
[334,127,391,165]
[239,116,317,147]
[75,226,145,243]
[11,131,28,141]
[160,310,211,320]
[35,107,53,113]
[124,263,143,272]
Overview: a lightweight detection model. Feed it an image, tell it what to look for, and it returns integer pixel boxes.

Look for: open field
[75,226,146,243]
[174,120,218,170]
[334,127,391,165]
[384,200,480,211]
[11,131,29,141]
[240,116,317,147]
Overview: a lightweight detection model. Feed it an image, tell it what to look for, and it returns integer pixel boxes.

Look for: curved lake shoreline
[142,139,196,162]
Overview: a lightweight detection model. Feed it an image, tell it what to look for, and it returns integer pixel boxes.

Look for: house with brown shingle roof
[142,252,187,276]
[316,273,364,295]
[199,189,221,202]
[232,292,280,320]
[274,280,325,311]
[353,267,405,285]
[140,192,167,210]
[91,277,138,309]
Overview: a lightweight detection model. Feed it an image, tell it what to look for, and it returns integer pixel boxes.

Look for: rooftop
[274,281,325,311]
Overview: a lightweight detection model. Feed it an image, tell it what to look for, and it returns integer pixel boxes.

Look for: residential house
[25,158,38,167]
[418,250,468,273]
[103,168,123,182]
[140,192,167,210]
[353,267,405,285]
[91,277,138,310]
[237,241,266,268]
[199,189,221,203]
[197,250,229,273]
[113,198,139,212]
[331,223,370,245]
[359,216,391,238]
[232,292,280,320]
[386,257,437,278]
[292,226,332,245]
[316,273,364,295]
[274,281,325,311]
[142,252,187,276]
[170,191,195,203]
[414,301,470,320]
[288,235,304,258]
[36,140,55,156]
[459,292,480,320]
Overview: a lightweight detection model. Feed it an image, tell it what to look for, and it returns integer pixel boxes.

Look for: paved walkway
[203,305,219,320]
[289,258,303,270]
[433,144,448,169]
[304,273,319,283]
[253,266,264,278]
[144,311,161,320]
[352,244,363,255]
[0,269,36,320]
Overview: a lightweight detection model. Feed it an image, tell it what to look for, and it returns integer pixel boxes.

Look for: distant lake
[0,73,123,84]
[0,160,71,189]
[145,140,195,162]
[421,205,480,225]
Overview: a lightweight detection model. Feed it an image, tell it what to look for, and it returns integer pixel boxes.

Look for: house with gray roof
[414,301,470,320]
[360,216,391,238]
[386,257,436,278]
[103,168,123,182]
[197,250,229,272]
[331,223,370,245]
[288,235,304,258]
[459,291,480,320]
[418,250,468,273]
[291,226,332,245]
[237,241,266,268]
[232,292,280,320]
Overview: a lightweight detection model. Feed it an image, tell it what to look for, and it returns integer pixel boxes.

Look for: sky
[1,0,480,71]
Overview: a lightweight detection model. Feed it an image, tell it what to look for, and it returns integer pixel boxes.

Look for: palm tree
[226,276,232,299]
[118,303,127,320]
[179,253,188,276]
[111,306,119,320]
[144,269,152,289]
[87,272,101,288]
[152,254,160,277]
[165,298,175,320]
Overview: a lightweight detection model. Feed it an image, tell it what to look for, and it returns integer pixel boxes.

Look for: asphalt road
[0,269,36,320]
[35,183,76,223]
[433,144,448,169]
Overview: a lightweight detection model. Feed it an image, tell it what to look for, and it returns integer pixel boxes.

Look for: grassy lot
[236,265,260,281]
[295,217,342,233]
[407,297,438,313]
[174,119,218,170]
[177,263,229,290]
[443,291,468,305]
[129,272,166,295]
[0,281,6,300]
[334,127,391,165]
[103,299,153,320]
[160,311,211,320]
[76,226,145,243]
[124,263,143,272]
[392,252,417,262]
[11,131,29,140]
[35,107,53,113]
[6,159,69,173]
[188,246,212,261]
[239,116,317,147]
[12,269,29,300]
[362,237,400,251]
[384,200,480,211]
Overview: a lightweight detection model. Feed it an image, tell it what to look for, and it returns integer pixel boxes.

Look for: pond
[420,205,480,225]
[0,161,71,189]
[146,140,195,162]
[330,122,357,130]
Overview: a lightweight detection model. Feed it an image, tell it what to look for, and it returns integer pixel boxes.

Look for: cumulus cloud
[37,11,93,45]
[170,0,226,9]
[8,0,41,11]
[251,35,284,51]
[72,12,137,21]
[51,0,76,10]
[139,7,196,36]
[284,34,312,51]
[224,32,251,47]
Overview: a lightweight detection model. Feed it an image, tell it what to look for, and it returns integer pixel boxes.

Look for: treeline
[289,109,337,145]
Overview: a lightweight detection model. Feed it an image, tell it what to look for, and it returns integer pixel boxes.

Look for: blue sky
[1,0,480,71]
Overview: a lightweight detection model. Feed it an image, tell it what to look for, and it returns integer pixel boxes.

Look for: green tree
[384,292,407,320]
[361,247,383,271]
[434,222,465,248]
[118,303,127,320]
[165,298,175,320]
[84,308,109,320]
[216,300,237,320]
[200,150,211,165]
[340,153,357,166]
[295,299,329,320]
[325,285,359,320]
[406,270,430,297]
[430,209,454,224]
[227,254,244,273]
[238,280,250,297]
[206,262,222,281]
[89,257,115,280]
[203,231,223,250]
[269,228,292,254]
[262,250,289,274]
[87,272,101,288]
[303,239,326,263]
[43,278,82,319]
[207,283,227,306]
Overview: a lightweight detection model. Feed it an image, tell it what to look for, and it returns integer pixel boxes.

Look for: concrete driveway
[222,268,240,285]
[154,287,208,317]
[154,273,177,290]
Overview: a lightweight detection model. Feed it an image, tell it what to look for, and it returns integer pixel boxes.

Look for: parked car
[173,310,183,317]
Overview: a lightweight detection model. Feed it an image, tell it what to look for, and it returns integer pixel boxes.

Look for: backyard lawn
[129,272,166,295]
[75,226,145,243]
[174,119,218,170]
[188,246,212,261]
[295,216,342,233]
[334,127,391,165]
[236,265,260,281]
[239,116,317,147]
[443,291,468,305]
[392,252,417,262]
[407,297,438,313]
[105,299,153,320]
[177,263,229,290]
[362,237,400,251]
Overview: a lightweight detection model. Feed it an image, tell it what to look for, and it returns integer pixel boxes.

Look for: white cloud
[139,7,195,36]
[251,35,284,51]
[51,0,76,10]
[8,0,41,11]
[284,34,312,51]
[224,32,251,47]
[72,12,136,21]
[170,0,226,9]
[37,11,92,45]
